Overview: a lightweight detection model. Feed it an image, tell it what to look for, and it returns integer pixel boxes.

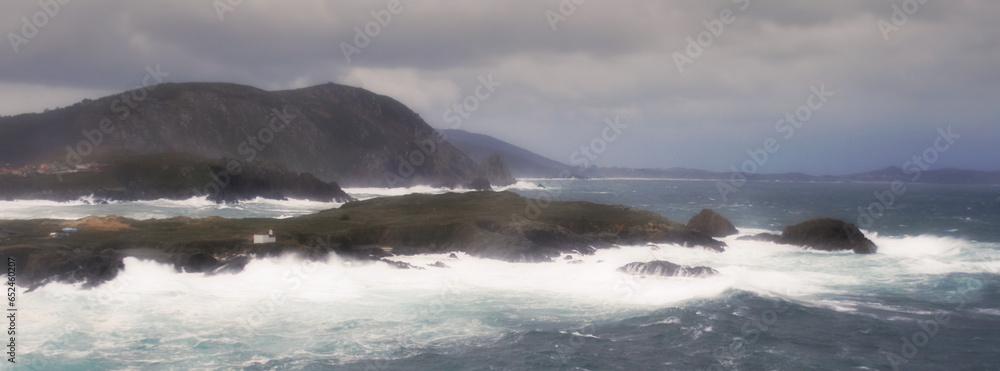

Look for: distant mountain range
[440,129,575,178]
[575,166,1000,185]
[440,130,1000,185]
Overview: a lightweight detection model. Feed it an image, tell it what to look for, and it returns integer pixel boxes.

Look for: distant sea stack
[0,82,481,187]
[476,153,517,187]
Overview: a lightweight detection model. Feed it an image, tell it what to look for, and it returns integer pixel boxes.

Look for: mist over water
[13,180,1000,369]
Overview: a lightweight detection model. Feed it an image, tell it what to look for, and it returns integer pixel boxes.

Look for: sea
[4,179,999,370]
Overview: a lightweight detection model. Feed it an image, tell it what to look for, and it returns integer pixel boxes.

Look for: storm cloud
[2,0,998,173]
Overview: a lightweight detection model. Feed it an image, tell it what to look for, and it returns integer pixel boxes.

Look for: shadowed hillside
[0,82,481,187]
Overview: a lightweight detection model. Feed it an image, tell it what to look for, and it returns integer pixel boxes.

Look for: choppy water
[9,179,1000,370]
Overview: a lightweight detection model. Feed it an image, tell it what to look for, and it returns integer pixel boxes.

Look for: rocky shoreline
[0,191,877,290]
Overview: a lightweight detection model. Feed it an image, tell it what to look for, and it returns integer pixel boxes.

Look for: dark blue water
[514,179,1000,243]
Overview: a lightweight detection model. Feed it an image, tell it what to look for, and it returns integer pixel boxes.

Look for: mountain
[837,166,1000,184]
[441,129,573,178]
[0,82,480,187]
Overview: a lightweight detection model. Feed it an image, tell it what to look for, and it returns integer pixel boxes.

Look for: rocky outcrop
[469,178,493,191]
[0,191,726,289]
[736,233,782,243]
[476,153,516,187]
[617,261,718,277]
[0,152,354,204]
[735,218,877,254]
[686,209,738,237]
[779,218,877,254]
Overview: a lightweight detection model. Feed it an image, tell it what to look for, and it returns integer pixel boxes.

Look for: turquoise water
[11,180,1000,370]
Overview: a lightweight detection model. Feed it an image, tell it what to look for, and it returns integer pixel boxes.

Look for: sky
[2,1,998,174]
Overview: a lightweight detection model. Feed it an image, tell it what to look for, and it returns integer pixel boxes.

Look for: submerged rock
[686,209,738,237]
[617,261,718,278]
[737,233,782,243]
[382,259,426,270]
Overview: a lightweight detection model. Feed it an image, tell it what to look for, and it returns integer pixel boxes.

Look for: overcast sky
[2,1,998,174]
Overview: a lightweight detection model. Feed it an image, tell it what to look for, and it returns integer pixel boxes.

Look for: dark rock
[213,256,251,274]
[737,233,782,243]
[617,261,719,277]
[427,261,450,268]
[477,154,516,187]
[448,253,459,259]
[182,253,220,273]
[686,209,738,237]
[564,255,573,260]
[381,259,426,270]
[469,178,493,191]
[779,218,877,254]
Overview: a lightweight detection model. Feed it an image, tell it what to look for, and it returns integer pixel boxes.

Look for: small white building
[253,229,276,244]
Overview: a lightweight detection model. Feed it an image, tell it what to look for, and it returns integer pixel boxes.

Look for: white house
[253,229,276,244]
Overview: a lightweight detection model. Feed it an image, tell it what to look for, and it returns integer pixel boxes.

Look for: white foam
[18,229,1000,365]
[496,181,552,191]
[870,233,966,258]
[0,196,343,220]
[341,185,466,199]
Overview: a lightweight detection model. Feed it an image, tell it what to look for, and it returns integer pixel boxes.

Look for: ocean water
[10,179,1000,370]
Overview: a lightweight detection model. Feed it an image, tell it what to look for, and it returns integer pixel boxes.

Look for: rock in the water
[736,233,782,243]
[617,260,718,277]
[381,259,426,270]
[477,153,517,187]
[469,177,493,191]
[182,253,220,273]
[686,209,738,237]
[779,218,877,254]
[427,261,450,268]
